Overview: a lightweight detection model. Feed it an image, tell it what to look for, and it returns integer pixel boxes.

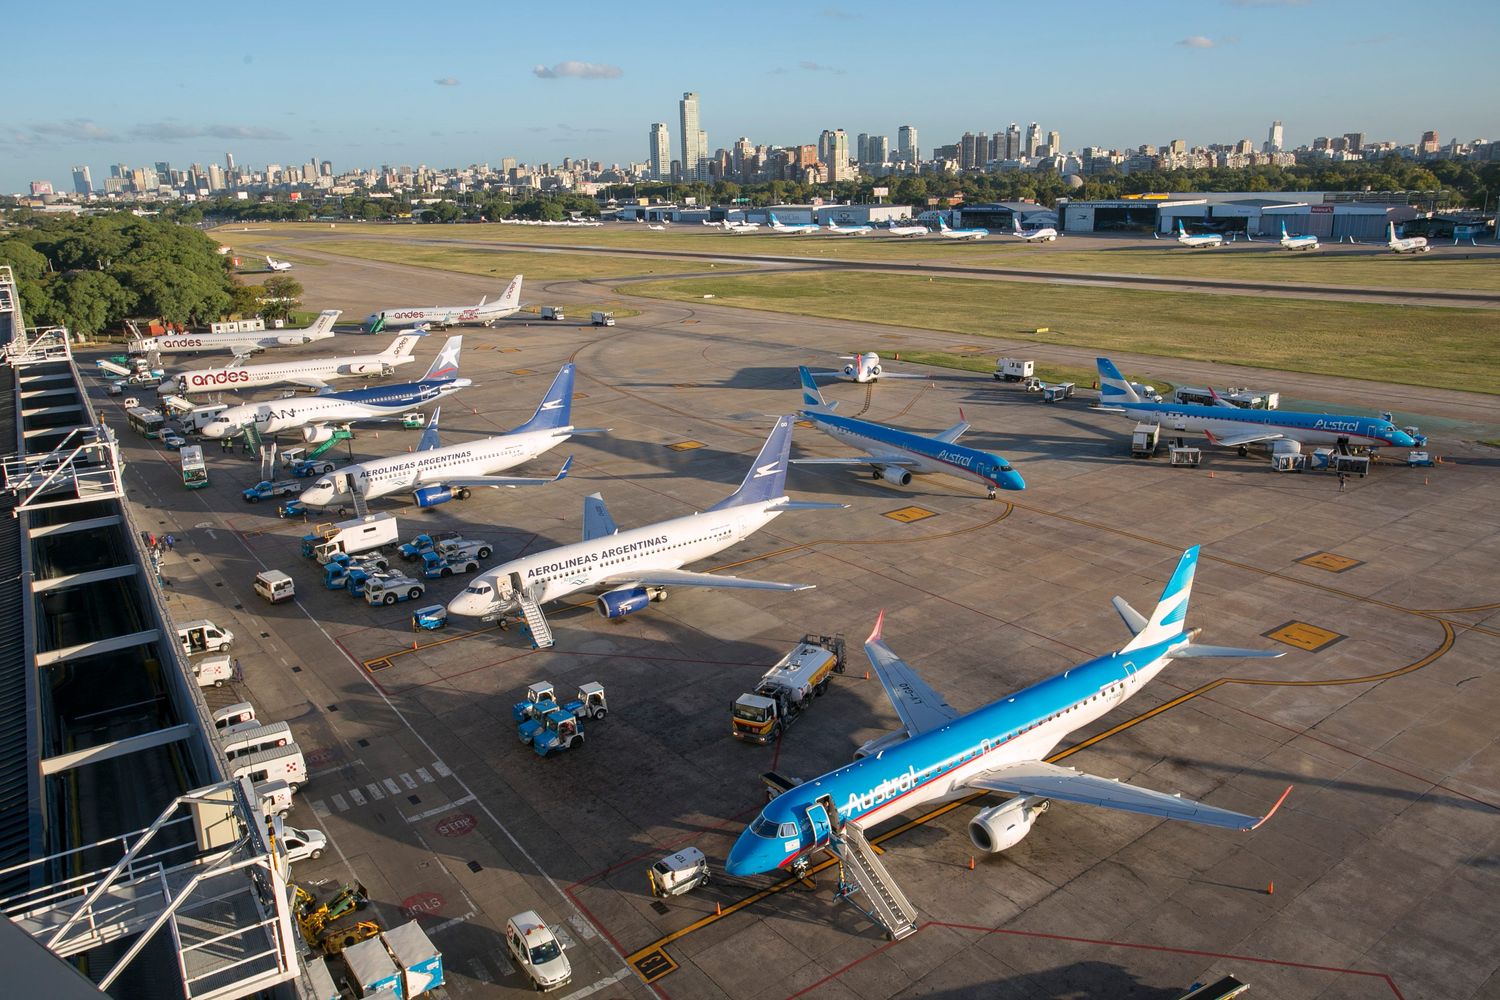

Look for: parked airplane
[298,362,589,509]
[936,218,989,241]
[1094,357,1418,453]
[885,222,930,238]
[131,311,340,358]
[364,274,523,331]
[1011,217,1059,242]
[446,415,843,634]
[1175,220,1224,249]
[726,546,1290,881]
[1278,221,1319,252]
[168,333,423,395]
[793,367,1025,497]
[1386,222,1431,254]
[724,220,762,233]
[199,336,469,442]
[826,219,874,236]
[265,255,293,272]
[769,212,822,235]
[648,224,669,231]
[806,352,925,385]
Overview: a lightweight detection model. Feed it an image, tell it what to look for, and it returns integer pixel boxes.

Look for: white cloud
[532,61,623,80]
[434,77,460,86]
[1177,35,1218,48]
[129,123,290,141]
[798,60,842,73]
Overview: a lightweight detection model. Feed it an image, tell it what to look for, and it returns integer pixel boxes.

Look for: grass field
[216,222,1500,293]
[622,271,1500,395]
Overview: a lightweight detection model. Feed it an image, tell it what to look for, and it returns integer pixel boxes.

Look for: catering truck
[302,513,399,563]
[731,634,846,744]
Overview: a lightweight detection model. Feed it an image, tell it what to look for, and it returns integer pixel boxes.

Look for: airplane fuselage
[172,353,415,395]
[804,411,1026,492]
[1105,400,1414,449]
[133,331,333,355]
[369,303,517,327]
[201,379,458,438]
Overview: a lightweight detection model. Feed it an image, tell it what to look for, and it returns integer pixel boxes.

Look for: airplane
[885,222,930,238]
[199,336,470,443]
[936,217,988,241]
[825,219,873,236]
[265,255,293,272]
[648,224,669,231]
[1386,222,1430,254]
[298,362,590,509]
[1277,221,1319,252]
[769,212,822,235]
[1011,217,1059,243]
[130,310,340,358]
[1094,357,1419,454]
[723,220,762,233]
[364,274,524,331]
[806,352,925,385]
[167,333,423,395]
[792,367,1025,498]
[446,415,844,632]
[726,546,1292,882]
[1175,220,1224,249]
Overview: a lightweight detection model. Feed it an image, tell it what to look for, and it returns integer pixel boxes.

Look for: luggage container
[382,920,445,997]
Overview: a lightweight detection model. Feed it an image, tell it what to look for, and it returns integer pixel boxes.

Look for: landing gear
[987,486,997,499]
[790,855,811,879]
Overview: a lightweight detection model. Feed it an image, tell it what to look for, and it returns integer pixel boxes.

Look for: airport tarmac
[104,252,1499,999]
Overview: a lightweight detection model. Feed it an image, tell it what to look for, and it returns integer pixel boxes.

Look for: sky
[4,0,1498,193]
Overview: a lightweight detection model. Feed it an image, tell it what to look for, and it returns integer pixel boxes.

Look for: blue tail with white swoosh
[707,416,794,511]
[798,366,837,411]
[1117,546,1283,661]
[1096,357,1142,405]
[509,363,576,434]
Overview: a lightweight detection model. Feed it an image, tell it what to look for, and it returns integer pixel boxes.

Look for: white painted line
[400,772,418,790]
[310,799,330,817]
[567,913,598,940]
[560,969,632,1000]
[383,778,401,796]
[348,787,367,806]
[552,923,577,949]
[402,793,477,825]
[433,760,452,777]
[366,782,384,800]
[417,767,434,783]
[331,793,349,812]
[425,911,476,937]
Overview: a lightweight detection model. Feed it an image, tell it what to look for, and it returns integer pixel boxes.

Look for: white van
[193,655,234,689]
[255,779,295,818]
[222,721,293,761]
[231,743,307,792]
[254,570,295,604]
[213,702,257,734]
[178,620,234,655]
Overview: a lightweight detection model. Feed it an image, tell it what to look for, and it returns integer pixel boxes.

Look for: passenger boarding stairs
[517,585,554,649]
[818,796,918,940]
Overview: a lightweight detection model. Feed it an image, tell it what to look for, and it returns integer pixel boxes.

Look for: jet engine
[842,364,857,377]
[302,424,335,443]
[968,796,1049,853]
[869,363,882,378]
[596,587,652,619]
[346,362,390,377]
[879,466,912,486]
[413,486,454,508]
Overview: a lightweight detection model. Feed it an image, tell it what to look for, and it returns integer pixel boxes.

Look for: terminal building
[1057,192,1420,240]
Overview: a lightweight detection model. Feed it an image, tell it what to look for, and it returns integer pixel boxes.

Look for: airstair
[517,585,554,649]
[306,426,352,459]
[820,797,918,940]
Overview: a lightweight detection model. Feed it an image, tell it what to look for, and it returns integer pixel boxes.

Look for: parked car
[279,825,328,863]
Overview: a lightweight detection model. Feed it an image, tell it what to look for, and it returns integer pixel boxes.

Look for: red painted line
[331,633,389,696]
[565,803,761,891]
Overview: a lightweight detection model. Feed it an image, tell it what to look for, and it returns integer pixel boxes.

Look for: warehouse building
[1059,192,1420,240]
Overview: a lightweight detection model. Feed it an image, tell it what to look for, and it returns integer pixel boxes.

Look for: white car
[505,911,571,991]
[122,396,141,408]
[279,825,327,863]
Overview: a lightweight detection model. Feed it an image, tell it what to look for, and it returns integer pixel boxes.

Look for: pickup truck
[398,530,462,561]
[364,572,426,606]
[242,479,304,503]
[420,549,484,579]
[289,458,335,478]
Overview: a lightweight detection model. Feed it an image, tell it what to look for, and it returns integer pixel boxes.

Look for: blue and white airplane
[936,217,989,241]
[825,219,874,236]
[1094,357,1419,453]
[1278,220,1319,252]
[769,212,822,235]
[726,546,1291,879]
[792,367,1025,497]
[1175,220,1224,249]
[1011,217,1059,242]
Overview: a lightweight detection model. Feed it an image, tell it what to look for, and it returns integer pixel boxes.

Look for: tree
[260,275,304,325]
[51,270,133,335]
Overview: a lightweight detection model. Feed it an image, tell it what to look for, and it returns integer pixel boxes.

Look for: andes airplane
[130,310,340,357]
[166,333,422,395]
[364,274,523,331]
[806,352,925,384]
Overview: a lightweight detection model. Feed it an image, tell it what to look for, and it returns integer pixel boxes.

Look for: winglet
[554,455,574,481]
[866,609,886,646]
[1249,785,1293,831]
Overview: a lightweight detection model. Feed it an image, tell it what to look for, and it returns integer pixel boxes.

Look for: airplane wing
[284,375,330,390]
[229,345,259,361]
[805,370,848,378]
[876,372,929,379]
[441,456,572,490]
[965,761,1291,832]
[791,456,919,467]
[599,568,813,592]
[582,492,619,541]
[864,611,961,739]
[934,420,970,444]
[1204,428,1284,448]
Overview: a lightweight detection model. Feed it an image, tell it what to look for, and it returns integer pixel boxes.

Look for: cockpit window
[312,479,331,490]
[779,822,798,838]
[750,814,780,839]
[999,465,1013,472]
[465,584,492,596]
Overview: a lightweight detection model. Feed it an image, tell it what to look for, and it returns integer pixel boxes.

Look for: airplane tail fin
[496,274,523,310]
[1096,357,1142,404]
[509,363,576,434]
[707,416,794,512]
[310,310,340,337]
[422,335,463,380]
[798,367,836,411]
[1123,547,1199,651]
[383,333,423,359]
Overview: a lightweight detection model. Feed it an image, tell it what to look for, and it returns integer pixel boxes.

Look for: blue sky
[4,0,1497,193]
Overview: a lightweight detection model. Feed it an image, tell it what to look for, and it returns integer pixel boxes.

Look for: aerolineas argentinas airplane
[885,222,930,238]
[1386,222,1430,254]
[793,367,1025,498]
[1095,357,1418,454]
[807,352,924,385]
[1278,220,1319,251]
[130,310,340,357]
[447,415,844,630]
[168,333,423,395]
[768,212,821,235]
[1011,217,1059,242]
[825,219,873,236]
[936,218,988,240]
[364,274,524,331]
[727,547,1291,880]
[297,362,590,509]
[1175,220,1224,248]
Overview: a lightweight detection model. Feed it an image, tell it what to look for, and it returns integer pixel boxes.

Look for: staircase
[348,487,369,517]
[517,587,554,650]
[306,427,352,460]
[831,821,919,941]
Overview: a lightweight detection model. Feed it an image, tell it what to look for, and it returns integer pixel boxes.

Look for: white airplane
[168,333,423,395]
[298,363,591,510]
[769,212,822,235]
[265,255,293,272]
[936,218,988,241]
[648,224,668,231]
[130,310,340,358]
[1277,221,1319,252]
[1011,217,1059,242]
[446,415,843,633]
[807,352,925,385]
[885,222,930,238]
[724,220,762,234]
[364,274,523,331]
[1175,220,1224,249]
[726,547,1291,883]
[1386,222,1430,254]
[825,219,873,236]
[199,337,470,443]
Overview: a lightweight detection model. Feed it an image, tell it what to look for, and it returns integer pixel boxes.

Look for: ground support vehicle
[505,911,571,991]
[648,847,710,898]
[534,711,585,756]
[178,620,234,655]
[254,569,296,604]
[398,530,462,561]
[364,572,425,606]
[411,605,449,630]
[732,635,845,744]
[1041,382,1075,403]
[993,358,1034,382]
[243,479,303,503]
[590,311,615,327]
[303,513,399,563]
[1131,423,1160,458]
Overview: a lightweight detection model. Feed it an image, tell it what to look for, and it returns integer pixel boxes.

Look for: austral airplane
[726,547,1290,884]
[167,333,422,395]
[364,274,524,331]
[806,352,925,384]
[1175,220,1224,248]
[792,367,1025,497]
[936,217,989,240]
[769,212,822,235]
[130,310,340,358]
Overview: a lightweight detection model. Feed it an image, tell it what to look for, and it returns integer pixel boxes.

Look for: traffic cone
[968,856,975,871]
[1267,882,1275,895]
[716,902,722,916]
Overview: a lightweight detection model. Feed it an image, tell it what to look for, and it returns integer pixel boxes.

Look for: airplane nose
[724,832,766,877]
[1004,470,1027,491]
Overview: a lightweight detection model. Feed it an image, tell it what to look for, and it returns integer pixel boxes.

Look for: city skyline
[2,0,1498,193]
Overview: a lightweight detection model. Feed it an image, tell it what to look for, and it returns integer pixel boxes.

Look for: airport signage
[435,812,477,837]
[400,891,445,917]
[1311,205,1333,213]
[190,370,253,387]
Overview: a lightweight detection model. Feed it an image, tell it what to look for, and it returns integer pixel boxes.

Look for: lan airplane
[265,255,293,272]
[793,367,1025,498]
[807,352,925,385]
[364,274,524,331]
[885,222,930,238]
[199,337,469,443]
[1011,217,1059,242]
[769,212,821,235]
[727,547,1291,881]
[297,363,591,510]
[131,310,340,358]
[1278,221,1319,252]
[1095,357,1418,453]
[936,218,988,241]
[1175,220,1224,249]
[446,415,843,630]
[1386,222,1430,254]
[168,334,422,395]
[825,219,873,236]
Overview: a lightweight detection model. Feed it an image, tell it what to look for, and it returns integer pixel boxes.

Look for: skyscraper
[1005,123,1022,160]
[1419,130,1440,154]
[960,132,986,170]
[829,129,851,181]
[649,123,671,181]
[225,152,235,172]
[1025,122,1041,157]
[869,135,890,165]
[679,92,704,181]
[71,165,92,195]
[897,125,918,163]
[1267,120,1284,152]
[856,133,870,165]
[1047,130,1061,154]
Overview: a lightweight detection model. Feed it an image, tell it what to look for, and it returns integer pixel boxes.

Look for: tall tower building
[679,92,704,181]
[1005,123,1022,160]
[960,132,985,170]
[856,133,870,165]
[829,129,851,181]
[1047,130,1061,154]
[225,152,235,172]
[1025,122,1041,157]
[1267,120,1284,152]
[897,125,918,163]
[71,165,92,195]
[649,123,671,181]
[870,135,889,165]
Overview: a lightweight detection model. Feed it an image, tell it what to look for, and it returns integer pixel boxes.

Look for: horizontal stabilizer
[1170,643,1284,660]
[1093,405,1129,414]
[566,426,611,436]
[444,455,571,489]
[934,420,970,444]
[1111,596,1147,636]
[768,500,850,511]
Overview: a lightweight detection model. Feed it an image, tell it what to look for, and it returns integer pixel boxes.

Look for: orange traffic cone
[1267,881,1275,895]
